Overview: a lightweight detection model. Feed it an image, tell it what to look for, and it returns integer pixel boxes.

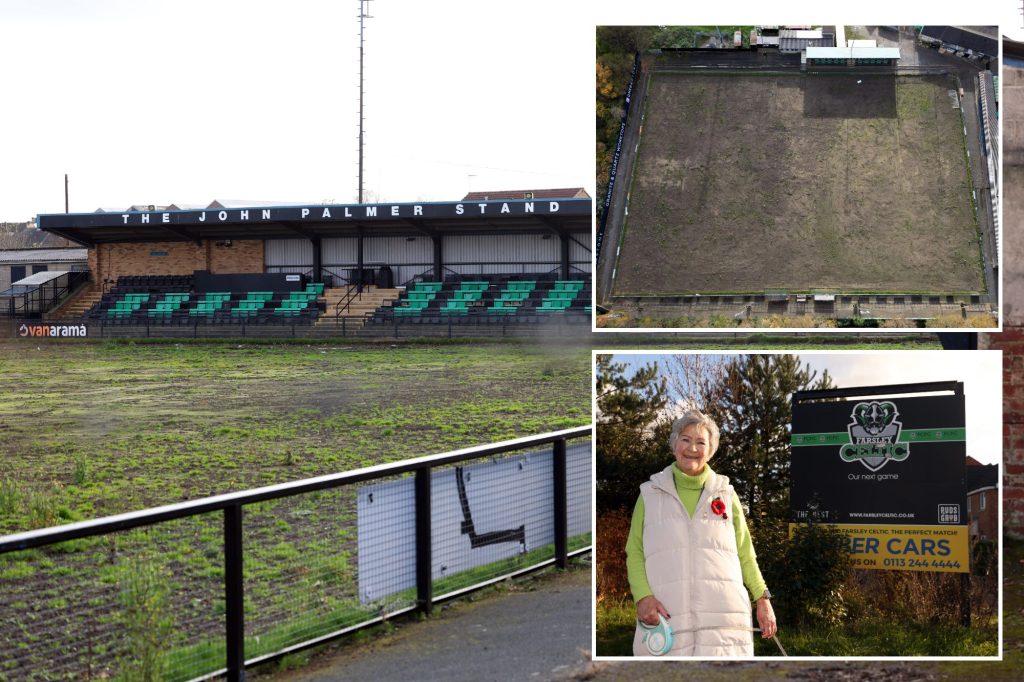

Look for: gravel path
[267,567,593,682]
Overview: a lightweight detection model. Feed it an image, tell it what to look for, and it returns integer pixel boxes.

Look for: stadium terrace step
[309,286,403,335]
[52,288,104,319]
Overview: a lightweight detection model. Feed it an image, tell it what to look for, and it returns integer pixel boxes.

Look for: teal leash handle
[637,615,674,655]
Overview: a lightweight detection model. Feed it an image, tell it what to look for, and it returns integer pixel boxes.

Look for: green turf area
[0,339,594,680]
[0,340,590,532]
[614,73,983,297]
[599,593,997,657]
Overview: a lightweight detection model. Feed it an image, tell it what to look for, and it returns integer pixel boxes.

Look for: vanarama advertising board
[790,382,969,574]
[17,322,88,338]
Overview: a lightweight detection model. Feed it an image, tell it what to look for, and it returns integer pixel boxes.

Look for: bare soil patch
[614,73,982,296]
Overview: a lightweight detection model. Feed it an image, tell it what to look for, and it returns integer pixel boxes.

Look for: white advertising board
[357,441,590,604]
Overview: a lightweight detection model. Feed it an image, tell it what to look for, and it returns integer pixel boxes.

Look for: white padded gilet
[631,465,753,657]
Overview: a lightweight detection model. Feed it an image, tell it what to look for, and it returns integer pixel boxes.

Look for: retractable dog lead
[638,615,788,656]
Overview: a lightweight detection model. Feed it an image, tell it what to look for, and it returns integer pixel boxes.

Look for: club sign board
[356,441,591,605]
[790,391,968,573]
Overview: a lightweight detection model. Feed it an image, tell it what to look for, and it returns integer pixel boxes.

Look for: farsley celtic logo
[839,401,909,472]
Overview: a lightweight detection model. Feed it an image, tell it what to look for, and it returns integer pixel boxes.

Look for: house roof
[96,200,312,212]
[462,188,590,201]
[966,463,998,493]
[206,199,314,209]
[1005,37,1024,61]
[920,26,997,57]
[0,248,89,263]
[780,34,833,52]
[806,46,901,60]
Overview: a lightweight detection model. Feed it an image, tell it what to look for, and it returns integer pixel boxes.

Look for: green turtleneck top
[625,464,768,605]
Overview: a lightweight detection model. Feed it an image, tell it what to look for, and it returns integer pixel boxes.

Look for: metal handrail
[2,271,90,318]
[0,426,591,681]
[333,280,364,320]
[0,426,588,554]
[395,264,590,290]
[54,271,91,312]
[397,265,451,289]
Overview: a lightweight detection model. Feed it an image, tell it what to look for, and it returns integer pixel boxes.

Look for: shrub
[756,521,852,628]
[596,509,633,603]
[845,569,965,625]
[0,478,19,516]
[117,556,175,682]
[72,456,90,486]
[972,539,996,577]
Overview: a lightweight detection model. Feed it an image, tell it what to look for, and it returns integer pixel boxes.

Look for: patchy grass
[597,597,997,658]
[0,341,591,533]
[614,73,982,297]
[936,537,1024,679]
[596,598,635,656]
[0,339,593,681]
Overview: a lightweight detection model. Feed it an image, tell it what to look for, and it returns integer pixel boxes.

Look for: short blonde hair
[668,409,720,457]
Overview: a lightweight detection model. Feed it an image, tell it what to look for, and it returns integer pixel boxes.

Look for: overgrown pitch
[614,73,983,296]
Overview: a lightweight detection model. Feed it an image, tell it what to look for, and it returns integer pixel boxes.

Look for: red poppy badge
[711,496,728,520]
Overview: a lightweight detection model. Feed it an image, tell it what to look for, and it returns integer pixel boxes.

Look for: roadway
[261,566,592,682]
[596,56,649,307]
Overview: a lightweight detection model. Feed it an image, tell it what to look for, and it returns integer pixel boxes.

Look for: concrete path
[266,567,593,682]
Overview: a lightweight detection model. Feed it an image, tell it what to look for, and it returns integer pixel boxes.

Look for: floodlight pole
[358,0,372,205]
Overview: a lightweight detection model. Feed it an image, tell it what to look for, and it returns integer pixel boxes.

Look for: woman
[625,409,777,656]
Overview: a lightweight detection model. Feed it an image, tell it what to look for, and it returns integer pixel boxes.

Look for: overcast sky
[1,1,1004,221]
[0,0,595,220]
[606,351,1001,465]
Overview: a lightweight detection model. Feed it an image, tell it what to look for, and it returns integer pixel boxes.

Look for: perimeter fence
[0,427,592,681]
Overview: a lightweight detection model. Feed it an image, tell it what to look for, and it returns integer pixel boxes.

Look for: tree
[596,26,655,55]
[596,355,670,512]
[661,354,728,415]
[595,41,640,201]
[596,61,618,100]
[596,355,667,430]
[0,222,66,249]
[705,355,833,524]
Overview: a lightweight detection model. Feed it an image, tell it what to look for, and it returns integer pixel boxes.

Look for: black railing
[264,266,315,279]
[1,270,90,318]
[397,263,591,289]
[374,313,591,339]
[0,427,592,681]
[399,265,448,289]
[333,281,365,320]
